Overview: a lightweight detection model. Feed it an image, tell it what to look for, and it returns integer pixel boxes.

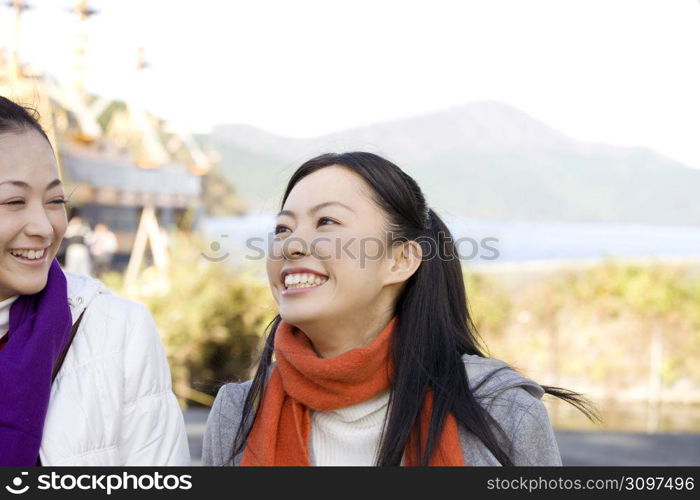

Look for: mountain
[203,101,700,225]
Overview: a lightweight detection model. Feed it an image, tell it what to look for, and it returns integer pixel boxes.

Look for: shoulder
[85,294,153,333]
[461,353,545,400]
[65,270,156,346]
[459,353,562,466]
[63,272,167,383]
[461,352,548,429]
[210,381,254,428]
[203,364,277,466]
[203,380,254,466]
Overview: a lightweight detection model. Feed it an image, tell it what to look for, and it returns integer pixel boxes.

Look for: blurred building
[0,0,213,274]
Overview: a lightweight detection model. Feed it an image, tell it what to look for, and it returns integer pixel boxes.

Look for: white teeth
[283,272,329,288]
[9,248,46,260]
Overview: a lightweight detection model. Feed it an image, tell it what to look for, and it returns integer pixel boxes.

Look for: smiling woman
[203,152,600,467]
[0,95,190,466]
[0,141,66,298]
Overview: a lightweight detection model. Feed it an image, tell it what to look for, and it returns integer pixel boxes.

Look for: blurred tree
[103,231,275,406]
[201,169,249,216]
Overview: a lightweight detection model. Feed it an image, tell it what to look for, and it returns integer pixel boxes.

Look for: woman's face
[266,165,416,340]
[0,129,67,301]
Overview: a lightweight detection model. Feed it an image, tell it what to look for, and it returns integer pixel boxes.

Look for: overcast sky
[3,0,699,168]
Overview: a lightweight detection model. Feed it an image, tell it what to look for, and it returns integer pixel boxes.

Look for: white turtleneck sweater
[0,295,19,341]
[309,390,391,466]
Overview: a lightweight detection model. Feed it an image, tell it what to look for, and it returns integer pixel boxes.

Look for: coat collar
[64,271,110,325]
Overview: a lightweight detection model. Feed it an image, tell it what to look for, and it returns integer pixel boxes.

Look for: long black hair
[0,95,51,143]
[231,152,599,465]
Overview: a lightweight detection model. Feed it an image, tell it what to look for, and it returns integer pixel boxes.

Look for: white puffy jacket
[38,271,191,465]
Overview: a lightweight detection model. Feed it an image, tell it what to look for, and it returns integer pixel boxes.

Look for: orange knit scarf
[241,316,465,466]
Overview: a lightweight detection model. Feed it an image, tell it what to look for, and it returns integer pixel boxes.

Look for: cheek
[312,235,381,268]
[266,250,286,302]
[50,210,68,240]
[358,238,386,270]
[266,256,281,288]
[0,220,21,249]
[332,242,386,292]
[339,235,386,273]
[311,238,334,261]
[331,264,384,308]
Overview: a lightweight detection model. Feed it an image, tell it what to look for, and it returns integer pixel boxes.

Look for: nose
[281,228,313,260]
[22,202,55,242]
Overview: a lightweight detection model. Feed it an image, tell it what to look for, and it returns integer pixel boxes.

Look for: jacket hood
[64,271,111,324]
[462,353,546,400]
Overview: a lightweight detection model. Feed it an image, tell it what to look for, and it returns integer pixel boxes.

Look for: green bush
[103,232,276,402]
[463,269,512,344]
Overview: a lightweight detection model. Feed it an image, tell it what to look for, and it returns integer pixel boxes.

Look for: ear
[382,240,423,286]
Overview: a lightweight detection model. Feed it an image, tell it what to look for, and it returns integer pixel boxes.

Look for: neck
[296,307,395,359]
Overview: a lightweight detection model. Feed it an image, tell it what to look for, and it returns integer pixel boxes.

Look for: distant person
[64,215,92,275]
[0,95,190,466]
[204,152,599,466]
[88,223,118,276]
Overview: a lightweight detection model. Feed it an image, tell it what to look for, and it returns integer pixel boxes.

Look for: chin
[13,277,49,296]
[279,306,326,326]
[0,271,49,297]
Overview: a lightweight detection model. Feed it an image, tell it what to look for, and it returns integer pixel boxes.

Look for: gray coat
[202,354,563,466]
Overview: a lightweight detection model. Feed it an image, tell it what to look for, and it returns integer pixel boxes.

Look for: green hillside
[202,101,700,224]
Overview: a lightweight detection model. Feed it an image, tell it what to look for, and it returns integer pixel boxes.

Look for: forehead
[283,165,373,209]
[0,129,57,181]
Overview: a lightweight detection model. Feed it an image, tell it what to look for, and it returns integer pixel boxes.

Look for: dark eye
[318,217,337,226]
[50,199,68,205]
[274,224,290,235]
[4,200,24,206]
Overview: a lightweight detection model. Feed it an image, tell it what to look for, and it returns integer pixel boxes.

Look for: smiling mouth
[283,273,329,290]
[8,248,48,261]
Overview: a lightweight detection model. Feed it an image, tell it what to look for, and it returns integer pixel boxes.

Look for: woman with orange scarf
[203,152,598,466]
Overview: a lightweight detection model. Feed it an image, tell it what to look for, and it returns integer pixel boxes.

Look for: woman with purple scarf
[0,96,190,466]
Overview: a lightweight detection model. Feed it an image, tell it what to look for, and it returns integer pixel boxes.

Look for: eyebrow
[277,201,355,218]
[0,179,62,190]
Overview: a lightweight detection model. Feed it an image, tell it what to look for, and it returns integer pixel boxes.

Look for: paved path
[554,430,700,466]
[184,408,700,466]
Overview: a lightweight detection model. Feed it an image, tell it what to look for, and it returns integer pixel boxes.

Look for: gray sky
[3,0,700,168]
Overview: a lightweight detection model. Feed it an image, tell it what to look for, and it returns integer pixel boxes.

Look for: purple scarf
[0,258,73,465]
